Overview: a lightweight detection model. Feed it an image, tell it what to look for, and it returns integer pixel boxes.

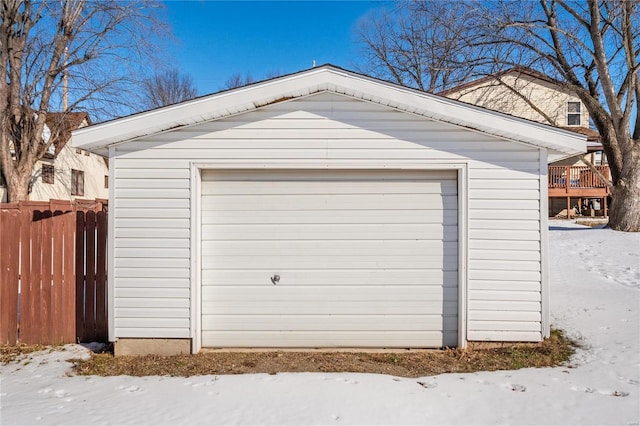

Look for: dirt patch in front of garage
[66,329,575,378]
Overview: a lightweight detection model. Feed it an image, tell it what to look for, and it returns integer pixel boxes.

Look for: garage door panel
[203,240,458,257]
[201,170,458,348]
[202,285,459,302]
[202,209,458,225]
[202,180,458,195]
[201,255,458,270]
[202,223,458,241]
[201,331,455,348]
[202,315,459,332]
[203,301,459,316]
[202,269,458,286]
[201,194,458,211]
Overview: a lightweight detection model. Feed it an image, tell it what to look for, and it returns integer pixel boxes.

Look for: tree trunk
[608,145,640,232]
[5,167,32,202]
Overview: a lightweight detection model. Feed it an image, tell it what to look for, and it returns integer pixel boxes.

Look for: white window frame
[567,101,581,126]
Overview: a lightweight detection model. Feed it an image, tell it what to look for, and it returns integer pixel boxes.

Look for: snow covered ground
[1,222,639,425]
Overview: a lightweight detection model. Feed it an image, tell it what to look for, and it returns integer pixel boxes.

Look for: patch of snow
[1,226,638,425]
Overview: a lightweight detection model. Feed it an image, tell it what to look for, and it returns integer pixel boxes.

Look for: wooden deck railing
[548,165,610,194]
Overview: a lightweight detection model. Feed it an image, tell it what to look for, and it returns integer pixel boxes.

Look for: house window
[567,102,581,125]
[71,169,84,196]
[104,175,109,189]
[42,164,55,184]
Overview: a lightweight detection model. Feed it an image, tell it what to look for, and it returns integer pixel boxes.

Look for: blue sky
[162,1,387,95]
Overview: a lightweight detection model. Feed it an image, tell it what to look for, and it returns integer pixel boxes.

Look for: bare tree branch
[140,68,198,110]
[355,0,640,231]
[1,0,169,202]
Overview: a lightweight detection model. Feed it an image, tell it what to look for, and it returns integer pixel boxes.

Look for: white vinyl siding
[200,170,458,348]
[111,92,542,342]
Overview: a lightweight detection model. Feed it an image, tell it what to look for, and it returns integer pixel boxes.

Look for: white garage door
[201,170,458,348]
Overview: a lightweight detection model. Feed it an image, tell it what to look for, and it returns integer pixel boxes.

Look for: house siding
[111,92,542,343]
[444,73,590,128]
[0,142,108,203]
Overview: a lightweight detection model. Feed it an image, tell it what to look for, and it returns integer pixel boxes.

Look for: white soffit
[72,65,586,157]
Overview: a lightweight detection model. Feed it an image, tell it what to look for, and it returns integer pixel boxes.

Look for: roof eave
[72,65,586,157]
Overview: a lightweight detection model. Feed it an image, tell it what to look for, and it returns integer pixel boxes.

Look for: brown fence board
[84,211,96,342]
[95,211,108,340]
[51,211,64,343]
[19,208,33,344]
[75,210,86,342]
[41,211,53,344]
[29,210,44,344]
[0,209,20,345]
[0,200,108,345]
[63,210,76,342]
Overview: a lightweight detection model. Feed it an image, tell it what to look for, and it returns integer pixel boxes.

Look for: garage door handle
[270,274,280,285]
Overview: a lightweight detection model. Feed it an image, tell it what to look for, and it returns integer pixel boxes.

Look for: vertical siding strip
[539,149,550,338]
[457,165,469,348]
[107,146,116,341]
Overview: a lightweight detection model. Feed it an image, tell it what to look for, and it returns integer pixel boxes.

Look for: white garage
[200,169,458,348]
[71,65,585,355]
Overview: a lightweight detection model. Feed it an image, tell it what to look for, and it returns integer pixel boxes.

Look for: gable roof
[72,65,585,159]
[45,111,90,156]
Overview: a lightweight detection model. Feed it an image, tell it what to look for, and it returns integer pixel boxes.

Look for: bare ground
[60,330,575,378]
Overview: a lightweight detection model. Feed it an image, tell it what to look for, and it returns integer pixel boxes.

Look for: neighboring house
[439,67,590,127]
[440,67,610,217]
[439,67,611,217]
[0,112,109,203]
[72,65,584,355]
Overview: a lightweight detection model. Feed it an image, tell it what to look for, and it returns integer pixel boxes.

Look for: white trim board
[189,160,469,352]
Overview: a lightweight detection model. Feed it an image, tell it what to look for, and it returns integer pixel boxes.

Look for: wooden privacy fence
[0,199,108,345]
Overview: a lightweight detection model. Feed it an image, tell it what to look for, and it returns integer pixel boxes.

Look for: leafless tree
[0,0,167,202]
[223,70,283,90]
[224,72,256,90]
[357,0,640,232]
[481,0,640,232]
[141,68,198,109]
[356,1,488,92]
